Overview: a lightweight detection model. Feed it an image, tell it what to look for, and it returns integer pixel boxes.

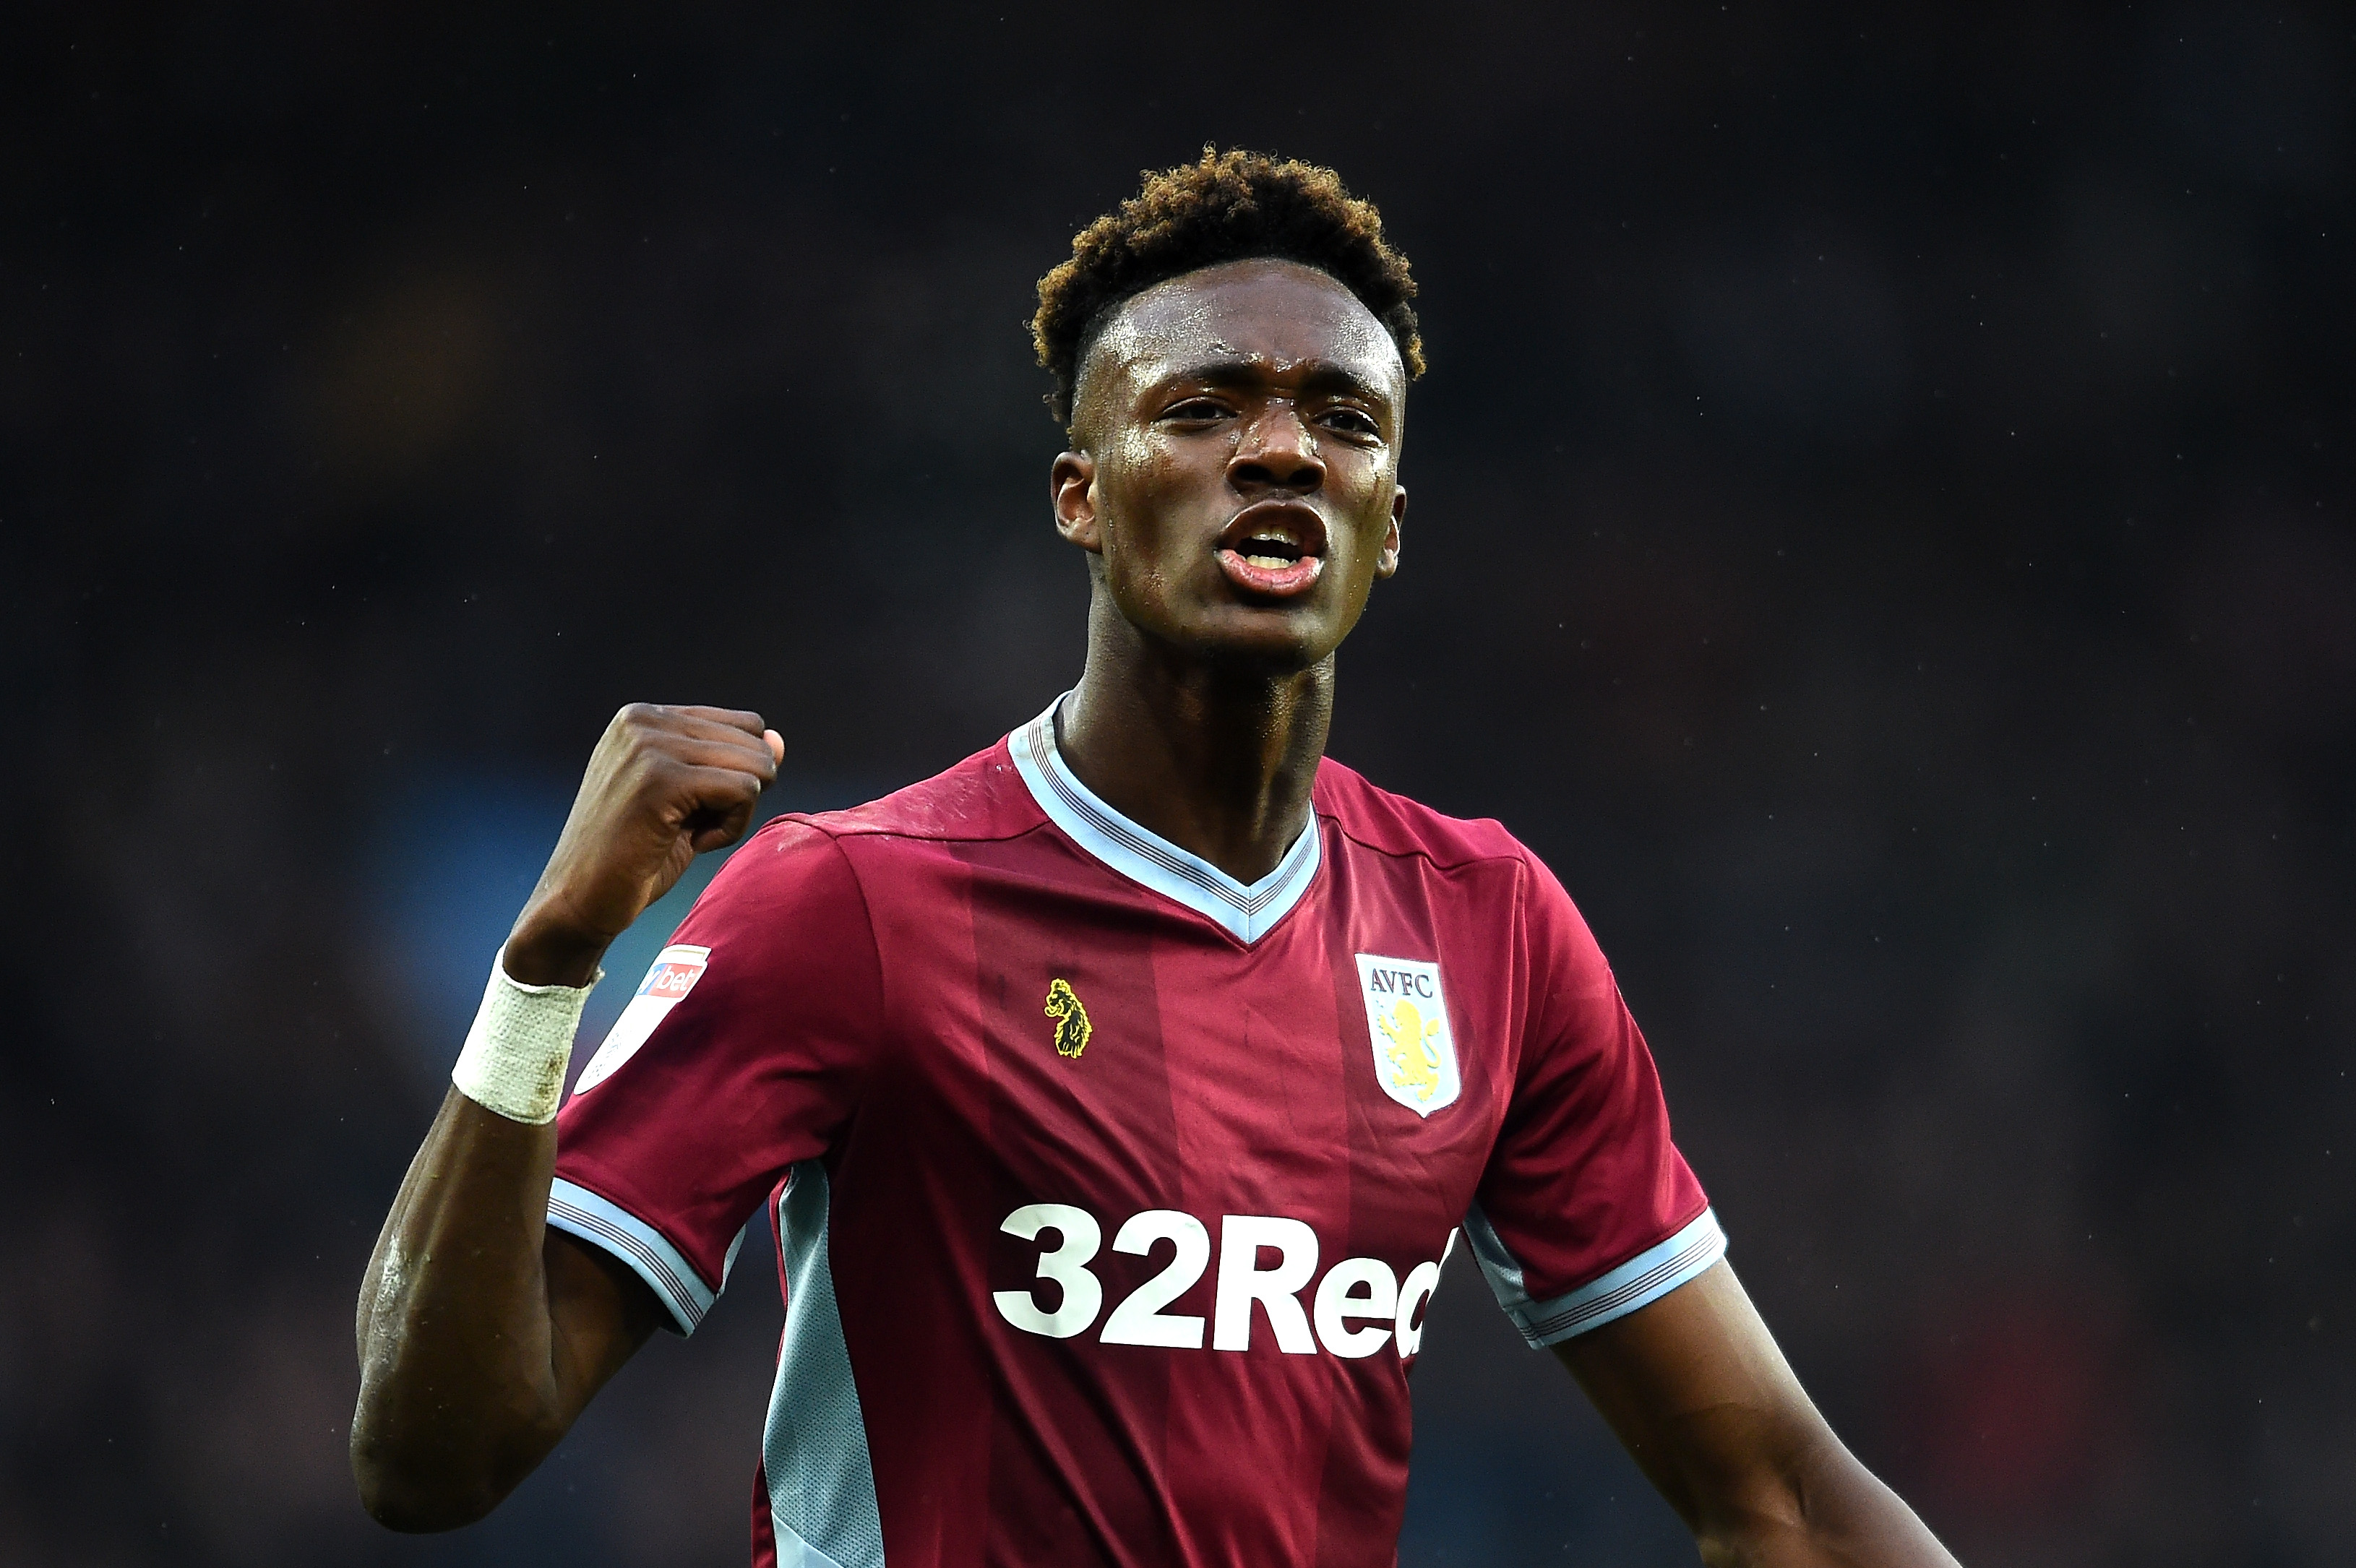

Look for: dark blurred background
[5,4,2351,1564]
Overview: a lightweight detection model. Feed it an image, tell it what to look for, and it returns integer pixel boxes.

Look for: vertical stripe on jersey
[1009,696,1321,944]
[1461,1204,1727,1345]
[971,853,1188,1567]
[765,1161,887,1568]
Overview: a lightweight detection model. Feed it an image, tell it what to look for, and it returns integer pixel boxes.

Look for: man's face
[1053,259,1407,673]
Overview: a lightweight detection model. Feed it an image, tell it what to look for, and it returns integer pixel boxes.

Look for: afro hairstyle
[1031,147,1424,429]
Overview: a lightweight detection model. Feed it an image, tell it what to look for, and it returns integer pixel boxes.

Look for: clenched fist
[502,705,783,988]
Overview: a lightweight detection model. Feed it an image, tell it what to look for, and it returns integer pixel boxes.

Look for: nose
[1226,402,1325,496]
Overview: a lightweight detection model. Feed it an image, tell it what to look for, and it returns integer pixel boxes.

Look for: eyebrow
[1161,356,1393,407]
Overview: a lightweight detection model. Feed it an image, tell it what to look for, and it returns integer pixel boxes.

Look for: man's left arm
[1554,1259,1959,1567]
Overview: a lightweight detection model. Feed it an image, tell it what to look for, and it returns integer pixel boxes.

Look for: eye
[1159,397,1231,423]
[1319,406,1381,438]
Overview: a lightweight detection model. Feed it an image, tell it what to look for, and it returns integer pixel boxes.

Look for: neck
[1056,613,1332,887]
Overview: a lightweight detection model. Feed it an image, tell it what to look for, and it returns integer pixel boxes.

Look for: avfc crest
[1354,955,1461,1117]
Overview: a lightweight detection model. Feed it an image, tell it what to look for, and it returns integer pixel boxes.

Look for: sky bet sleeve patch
[572,944,711,1095]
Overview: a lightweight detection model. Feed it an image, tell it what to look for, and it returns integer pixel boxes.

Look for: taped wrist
[452,947,602,1124]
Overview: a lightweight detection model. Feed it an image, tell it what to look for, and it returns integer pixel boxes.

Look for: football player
[353,149,1957,1568]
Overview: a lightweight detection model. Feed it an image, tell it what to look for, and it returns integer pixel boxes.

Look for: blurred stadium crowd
[4,5,2349,1564]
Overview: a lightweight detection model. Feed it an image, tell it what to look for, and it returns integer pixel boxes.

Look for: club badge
[1355,954,1460,1116]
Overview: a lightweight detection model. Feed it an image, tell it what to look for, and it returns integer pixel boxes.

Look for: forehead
[1083,258,1403,399]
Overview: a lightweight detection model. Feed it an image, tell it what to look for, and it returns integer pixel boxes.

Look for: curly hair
[1031,147,1424,428]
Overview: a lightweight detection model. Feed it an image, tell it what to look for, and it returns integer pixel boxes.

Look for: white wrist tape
[452,947,602,1125]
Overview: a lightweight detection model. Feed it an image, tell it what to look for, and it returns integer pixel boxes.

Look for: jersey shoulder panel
[1315,757,1613,996]
[1312,756,1533,871]
[787,738,1046,846]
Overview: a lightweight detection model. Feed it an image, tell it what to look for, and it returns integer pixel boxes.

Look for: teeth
[1243,553,1292,569]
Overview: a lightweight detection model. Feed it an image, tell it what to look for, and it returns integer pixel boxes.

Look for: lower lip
[1216,548,1325,598]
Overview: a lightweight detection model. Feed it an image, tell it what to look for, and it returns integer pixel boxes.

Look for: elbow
[351,1436,502,1533]
[348,1320,573,1531]
[357,1482,495,1535]
[349,1395,516,1533]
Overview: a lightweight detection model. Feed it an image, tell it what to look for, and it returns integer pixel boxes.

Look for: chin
[1177,613,1338,676]
[1106,581,1351,675]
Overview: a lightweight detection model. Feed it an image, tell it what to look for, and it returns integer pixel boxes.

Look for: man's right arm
[350,704,783,1530]
[352,1093,660,1528]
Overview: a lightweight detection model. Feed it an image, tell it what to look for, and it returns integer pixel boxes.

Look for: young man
[353,150,1959,1567]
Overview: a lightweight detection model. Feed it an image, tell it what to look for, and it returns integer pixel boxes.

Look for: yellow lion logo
[1044,978,1092,1059]
[1375,999,1443,1100]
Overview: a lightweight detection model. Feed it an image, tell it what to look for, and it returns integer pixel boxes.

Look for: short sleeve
[1462,854,1722,1346]
[549,819,880,1334]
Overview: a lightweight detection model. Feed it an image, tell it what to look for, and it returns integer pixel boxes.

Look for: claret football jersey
[549,696,1722,1568]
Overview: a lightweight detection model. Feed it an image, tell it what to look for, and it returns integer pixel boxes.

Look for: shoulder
[1313,755,1536,874]
[781,740,1045,847]
[696,741,1042,912]
[1315,757,1603,963]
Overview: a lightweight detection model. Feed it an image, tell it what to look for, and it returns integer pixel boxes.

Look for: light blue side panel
[765,1161,886,1568]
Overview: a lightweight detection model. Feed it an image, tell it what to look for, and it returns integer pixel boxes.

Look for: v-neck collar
[1007,694,1322,945]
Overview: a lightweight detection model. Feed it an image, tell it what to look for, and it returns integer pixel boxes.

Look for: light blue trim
[1007,694,1320,944]
[1464,1206,1726,1347]
[547,1177,720,1335]
[765,1162,886,1568]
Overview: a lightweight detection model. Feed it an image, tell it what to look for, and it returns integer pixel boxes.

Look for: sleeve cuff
[1463,1205,1727,1347]
[548,1177,740,1336]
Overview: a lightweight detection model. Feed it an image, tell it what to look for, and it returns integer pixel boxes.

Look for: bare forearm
[1557,1266,1958,1568]
[351,1089,567,1530]
[1693,1433,1959,1568]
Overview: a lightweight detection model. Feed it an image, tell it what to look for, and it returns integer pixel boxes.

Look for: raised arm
[351,704,782,1530]
[1555,1261,1961,1567]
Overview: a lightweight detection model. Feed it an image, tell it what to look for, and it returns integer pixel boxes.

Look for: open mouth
[1214,504,1328,598]
[1234,533,1307,569]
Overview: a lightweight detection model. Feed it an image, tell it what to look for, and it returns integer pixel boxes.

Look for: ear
[1373,483,1406,579]
[1052,449,1101,553]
